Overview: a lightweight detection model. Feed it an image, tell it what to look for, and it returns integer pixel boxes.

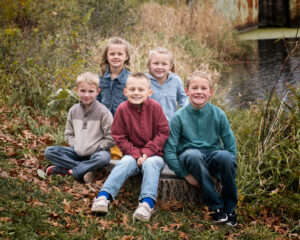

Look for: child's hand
[185,174,200,189]
[137,154,148,167]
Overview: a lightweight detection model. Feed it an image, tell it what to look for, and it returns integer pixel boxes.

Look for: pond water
[220,37,300,108]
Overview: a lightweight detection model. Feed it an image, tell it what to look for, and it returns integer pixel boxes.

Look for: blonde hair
[186,70,213,89]
[126,72,151,87]
[147,47,175,73]
[76,72,99,89]
[99,37,131,76]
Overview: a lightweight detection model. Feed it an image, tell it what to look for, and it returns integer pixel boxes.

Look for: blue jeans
[179,149,238,213]
[45,146,110,179]
[101,155,164,201]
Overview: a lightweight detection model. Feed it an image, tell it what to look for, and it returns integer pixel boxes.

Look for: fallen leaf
[37,169,47,179]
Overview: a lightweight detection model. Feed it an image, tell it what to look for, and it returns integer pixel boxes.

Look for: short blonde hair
[76,72,99,89]
[186,70,213,89]
[147,47,175,72]
[126,72,150,88]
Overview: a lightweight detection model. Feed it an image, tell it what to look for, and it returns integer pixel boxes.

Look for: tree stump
[105,160,205,205]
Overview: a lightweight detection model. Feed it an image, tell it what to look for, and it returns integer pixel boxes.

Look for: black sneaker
[211,208,228,223]
[46,166,69,176]
[226,211,237,227]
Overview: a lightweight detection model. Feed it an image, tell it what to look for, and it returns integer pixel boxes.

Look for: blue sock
[97,191,110,200]
[142,197,154,209]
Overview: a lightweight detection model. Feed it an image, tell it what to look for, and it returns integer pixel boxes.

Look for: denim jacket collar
[103,68,129,84]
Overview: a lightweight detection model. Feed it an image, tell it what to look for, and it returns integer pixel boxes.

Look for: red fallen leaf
[161,225,175,232]
[49,213,60,220]
[202,206,212,220]
[97,219,114,229]
[122,236,135,240]
[145,222,160,230]
[5,149,17,157]
[190,222,204,230]
[158,200,183,210]
[179,231,189,240]
[9,168,18,177]
[62,199,74,214]
[0,217,12,222]
[0,171,8,178]
[122,214,135,231]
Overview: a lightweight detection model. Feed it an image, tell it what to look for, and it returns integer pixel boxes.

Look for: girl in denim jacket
[96,37,131,116]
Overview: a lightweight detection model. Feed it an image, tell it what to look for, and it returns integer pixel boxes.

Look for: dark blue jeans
[179,149,238,213]
[45,146,110,179]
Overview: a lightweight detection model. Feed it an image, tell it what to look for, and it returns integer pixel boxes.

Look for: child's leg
[178,149,224,210]
[71,150,110,179]
[139,155,164,203]
[45,146,80,170]
[206,150,238,214]
[100,155,140,200]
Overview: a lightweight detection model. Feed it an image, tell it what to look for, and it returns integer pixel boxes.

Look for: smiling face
[76,82,100,110]
[185,76,213,109]
[124,76,153,106]
[148,53,172,83]
[107,43,128,70]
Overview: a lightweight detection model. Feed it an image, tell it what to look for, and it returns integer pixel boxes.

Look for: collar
[127,99,150,113]
[147,72,175,86]
[186,101,210,113]
[80,100,97,115]
[103,68,129,84]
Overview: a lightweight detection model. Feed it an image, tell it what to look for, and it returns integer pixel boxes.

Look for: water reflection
[220,39,300,107]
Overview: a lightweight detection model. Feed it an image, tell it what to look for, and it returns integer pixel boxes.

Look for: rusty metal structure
[214,0,299,29]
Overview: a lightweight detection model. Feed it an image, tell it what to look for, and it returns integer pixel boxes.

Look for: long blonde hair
[99,37,131,77]
[147,47,175,73]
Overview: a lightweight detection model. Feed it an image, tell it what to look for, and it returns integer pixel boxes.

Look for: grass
[0,102,299,239]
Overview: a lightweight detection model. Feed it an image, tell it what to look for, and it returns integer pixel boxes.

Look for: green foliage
[227,84,300,200]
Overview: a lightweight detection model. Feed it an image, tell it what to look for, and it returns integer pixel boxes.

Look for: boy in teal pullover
[164,71,238,226]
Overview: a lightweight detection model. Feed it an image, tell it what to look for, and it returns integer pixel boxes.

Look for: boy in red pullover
[91,73,169,222]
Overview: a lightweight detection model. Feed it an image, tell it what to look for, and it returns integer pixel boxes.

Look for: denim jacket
[146,72,188,123]
[96,68,130,116]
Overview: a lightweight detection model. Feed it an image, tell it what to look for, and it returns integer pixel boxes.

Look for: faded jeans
[45,146,110,179]
[100,155,164,202]
[179,149,238,213]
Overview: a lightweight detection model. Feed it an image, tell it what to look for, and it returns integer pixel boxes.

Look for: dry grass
[90,2,247,86]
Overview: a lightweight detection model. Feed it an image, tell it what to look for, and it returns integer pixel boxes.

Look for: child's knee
[143,156,164,169]
[215,151,236,167]
[116,155,137,168]
[45,146,56,157]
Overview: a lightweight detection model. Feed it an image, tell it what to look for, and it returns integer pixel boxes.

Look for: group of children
[45,37,238,226]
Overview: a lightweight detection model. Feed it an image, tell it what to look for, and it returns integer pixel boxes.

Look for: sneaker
[226,211,237,227]
[91,196,110,213]
[83,171,97,183]
[211,208,228,223]
[46,166,69,176]
[133,202,154,222]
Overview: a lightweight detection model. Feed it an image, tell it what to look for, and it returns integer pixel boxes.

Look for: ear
[209,88,214,96]
[185,87,189,96]
[123,88,128,97]
[148,89,153,97]
[97,89,100,95]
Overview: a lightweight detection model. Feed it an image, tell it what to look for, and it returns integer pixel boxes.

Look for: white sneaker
[133,202,153,222]
[83,171,97,183]
[91,196,110,213]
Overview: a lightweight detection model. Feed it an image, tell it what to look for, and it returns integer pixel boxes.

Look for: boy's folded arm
[142,111,170,157]
[163,115,188,179]
[65,111,75,147]
[220,113,237,156]
[96,111,115,150]
[113,134,142,159]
